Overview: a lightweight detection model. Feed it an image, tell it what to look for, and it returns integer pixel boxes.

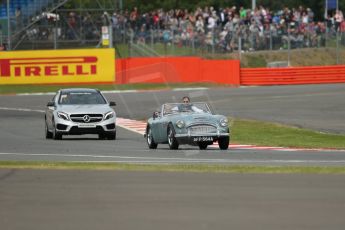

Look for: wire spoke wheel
[167,124,179,150]
[147,126,157,149]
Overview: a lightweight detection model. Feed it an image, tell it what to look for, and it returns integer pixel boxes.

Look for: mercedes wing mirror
[47,101,55,107]
[109,101,116,106]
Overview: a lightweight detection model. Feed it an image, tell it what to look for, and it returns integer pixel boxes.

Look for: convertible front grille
[70,114,103,123]
[188,125,217,134]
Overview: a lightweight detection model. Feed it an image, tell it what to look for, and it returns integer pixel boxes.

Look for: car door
[155,115,170,143]
[150,115,161,142]
[46,93,58,130]
[149,106,169,143]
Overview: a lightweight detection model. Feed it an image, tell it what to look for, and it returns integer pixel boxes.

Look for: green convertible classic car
[145,102,230,150]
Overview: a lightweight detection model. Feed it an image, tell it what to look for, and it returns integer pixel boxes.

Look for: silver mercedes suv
[45,88,116,140]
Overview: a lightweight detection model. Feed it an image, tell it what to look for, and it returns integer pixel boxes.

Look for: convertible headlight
[57,111,69,121]
[176,120,185,129]
[220,118,228,127]
[104,111,115,120]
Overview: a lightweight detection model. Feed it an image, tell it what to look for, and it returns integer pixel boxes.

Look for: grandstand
[0,0,117,50]
[0,0,62,19]
[1,0,70,48]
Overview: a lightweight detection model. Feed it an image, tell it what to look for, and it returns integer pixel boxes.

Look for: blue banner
[327,0,337,9]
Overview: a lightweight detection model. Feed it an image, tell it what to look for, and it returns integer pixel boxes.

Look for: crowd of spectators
[25,5,345,52]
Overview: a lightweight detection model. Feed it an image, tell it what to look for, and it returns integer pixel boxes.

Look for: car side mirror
[47,101,55,107]
[109,101,116,106]
[153,111,160,119]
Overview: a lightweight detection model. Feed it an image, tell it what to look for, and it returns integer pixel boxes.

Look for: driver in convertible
[174,96,204,113]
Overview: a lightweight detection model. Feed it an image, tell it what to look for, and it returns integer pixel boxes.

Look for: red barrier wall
[115,57,240,85]
[115,57,345,86]
[241,65,345,85]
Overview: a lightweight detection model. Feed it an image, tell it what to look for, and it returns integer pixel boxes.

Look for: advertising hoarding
[0,48,115,85]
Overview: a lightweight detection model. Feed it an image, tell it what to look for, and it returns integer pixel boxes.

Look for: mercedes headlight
[220,118,228,127]
[176,120,185,129]
[104,111,115,120]
[57,111,69,121]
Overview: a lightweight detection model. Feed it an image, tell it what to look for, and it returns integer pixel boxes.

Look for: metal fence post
[192,29,195,54]
[336,31,339,65]
[172,29,175,55]
[288,23,291,66]
[150,27,154,49]
[325,26,329,48]
[6,0,11,50]
[238,36,242,60]
[212,28,215,55]
[339,32,345,64]
[122,21,126,43]
[109,25,113,48]
[128,29,133,57]
[269,26,272,50]
[53,26,58,49]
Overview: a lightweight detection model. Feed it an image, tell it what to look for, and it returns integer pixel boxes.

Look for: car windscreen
[163,103,212,115]
[59,92,107,105]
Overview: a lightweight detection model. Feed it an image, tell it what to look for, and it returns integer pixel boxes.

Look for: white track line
[0,107,45,113]
[1,152,345,164]
[15,88,209,96]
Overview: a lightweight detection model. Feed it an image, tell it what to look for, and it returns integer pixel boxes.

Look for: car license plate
[193,136,213,142]
[78,124,96,128]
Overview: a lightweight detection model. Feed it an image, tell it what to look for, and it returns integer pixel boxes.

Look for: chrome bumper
[175,133,229,138]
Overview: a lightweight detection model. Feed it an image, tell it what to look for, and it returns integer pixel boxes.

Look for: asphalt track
[0,84,345,165]
[1,84,345,230]
[1,169,345,230]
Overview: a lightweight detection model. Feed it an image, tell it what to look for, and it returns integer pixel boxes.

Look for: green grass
[231,119,345,149]
[117,43,345,66]
[0,161,345,174]
[116,43,209,58]
[0,83,219,94]
[245,55,267,67]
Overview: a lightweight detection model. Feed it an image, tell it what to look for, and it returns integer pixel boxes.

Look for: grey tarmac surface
[1,169,345,230]
[0,108,345,165]
[104,83,345,134]
[1,84,345,230]
[1,84,344,133]
[1,84,345,165]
